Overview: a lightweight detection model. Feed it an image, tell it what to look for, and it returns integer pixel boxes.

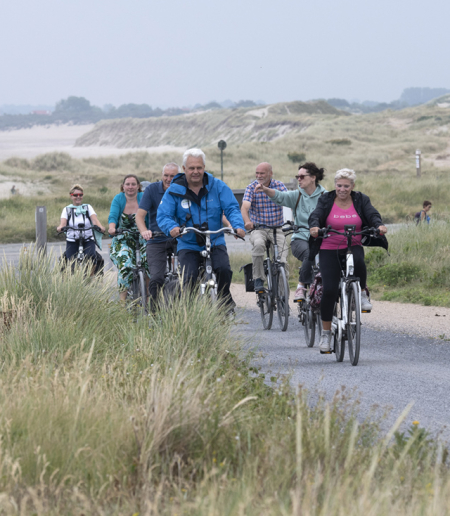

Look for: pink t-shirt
[321,203,362,250]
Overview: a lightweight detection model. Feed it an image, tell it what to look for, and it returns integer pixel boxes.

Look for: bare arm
[255,183,276,198]
[57,217,67,233]
[90,214,105,233]
[241,200,253,231]
[136,208,152,240]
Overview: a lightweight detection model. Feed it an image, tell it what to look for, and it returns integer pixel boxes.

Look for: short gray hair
[163,162,181,174]
[183,148,206,166]
[335,168,356,184]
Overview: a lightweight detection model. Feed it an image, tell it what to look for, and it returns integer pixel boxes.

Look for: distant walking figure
[10,185,16,195]
[415,200,432,225]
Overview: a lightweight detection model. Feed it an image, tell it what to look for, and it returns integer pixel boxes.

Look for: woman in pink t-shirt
[309,169,388,353]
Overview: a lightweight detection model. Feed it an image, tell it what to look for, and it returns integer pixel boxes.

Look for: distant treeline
[327,87,450,114]
[0,96,262,131]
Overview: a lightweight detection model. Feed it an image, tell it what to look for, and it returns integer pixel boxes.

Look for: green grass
[0,249,449,514]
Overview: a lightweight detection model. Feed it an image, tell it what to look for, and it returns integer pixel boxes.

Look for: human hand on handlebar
[378,225,388,235]
[235,228,246,239]
[141,229,152,240]
[170,226,181,238]
[244,221,254,231]
[310,227,320,238]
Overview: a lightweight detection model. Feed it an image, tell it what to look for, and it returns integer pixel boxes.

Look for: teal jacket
[272,184,327,241]
[108,192,147,226]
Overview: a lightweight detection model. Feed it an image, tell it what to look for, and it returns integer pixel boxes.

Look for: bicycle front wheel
[301,303,315,347]
[276,266,289,332]
[333,297,345,362]
[138,270,148,314]
[259,292,273,330]
[347,282,361,366]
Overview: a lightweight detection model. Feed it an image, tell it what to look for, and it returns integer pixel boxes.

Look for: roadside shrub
[326,138,352,145]
[287,151,306,163]
[372,262,422,287]
[33,152,75,171]
[4,157,30,169]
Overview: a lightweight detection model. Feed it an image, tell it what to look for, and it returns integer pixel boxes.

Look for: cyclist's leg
[352,245,372,310]
[211,245,234,308]
[110,236,134,301]
[273,228,289,278]
[147,241,168,312]
[177,249,200,291]
[249,229,268,287]
[318,250,342,330]
[290,238,313,299]
[64,240,78,261]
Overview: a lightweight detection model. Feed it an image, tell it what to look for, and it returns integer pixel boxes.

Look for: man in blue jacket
[136,162,180,311]
[157,148,245,310]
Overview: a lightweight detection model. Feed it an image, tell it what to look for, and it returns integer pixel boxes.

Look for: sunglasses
[295,174,310,180]
[71,193,83,198]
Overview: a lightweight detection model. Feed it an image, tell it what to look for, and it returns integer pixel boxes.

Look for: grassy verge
[0,249,449,513]
[366,219,450,307]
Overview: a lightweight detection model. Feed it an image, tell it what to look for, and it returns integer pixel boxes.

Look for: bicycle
[59,224,104,275]
[253,223,290,332]
[281,221,322,346]
[318,225,380,366]
[115,227,148,314]
[151,232,179,284]
[165,226,244,304]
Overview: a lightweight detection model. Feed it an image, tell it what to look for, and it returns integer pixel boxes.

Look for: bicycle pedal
[320,350,333,354]
[293,299,303,304]
[361,310,371,313]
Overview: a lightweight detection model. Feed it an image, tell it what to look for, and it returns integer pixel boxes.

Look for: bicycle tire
[131,274,140,301]
[276,266,289,332]
[259,292,273,330]
[138,270,148,315]
[333,297,345,362]
[347,282,361,366]
[301,303,315,347]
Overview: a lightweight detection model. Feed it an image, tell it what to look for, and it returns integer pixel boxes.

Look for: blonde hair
[335,168,356,184]
[69,184,83,194]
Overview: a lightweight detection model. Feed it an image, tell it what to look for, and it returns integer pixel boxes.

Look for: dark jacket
[308,190,388,259]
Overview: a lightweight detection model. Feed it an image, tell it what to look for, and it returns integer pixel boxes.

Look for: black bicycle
[115,228,148,314]
[253,223,290,332]
[58,224,104,275]
[281,221,321,345]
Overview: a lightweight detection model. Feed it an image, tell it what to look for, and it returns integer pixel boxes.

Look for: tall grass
[0,248,448,513]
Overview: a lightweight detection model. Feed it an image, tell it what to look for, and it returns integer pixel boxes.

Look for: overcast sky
[1,0,449,108]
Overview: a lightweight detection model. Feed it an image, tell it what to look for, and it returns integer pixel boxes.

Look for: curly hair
[334,168,356,184]
[298,162,325,184]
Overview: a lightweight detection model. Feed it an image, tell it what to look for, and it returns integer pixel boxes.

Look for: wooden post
[35,206,47,255]
[416,149,421,178]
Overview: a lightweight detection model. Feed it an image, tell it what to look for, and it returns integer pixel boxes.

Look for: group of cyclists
[58,147,388,353]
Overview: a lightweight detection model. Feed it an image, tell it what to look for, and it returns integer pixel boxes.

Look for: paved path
[234,305,450,442]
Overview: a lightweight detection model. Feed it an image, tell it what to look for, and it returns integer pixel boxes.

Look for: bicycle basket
[240,263,254,292]
[309,272,323,310]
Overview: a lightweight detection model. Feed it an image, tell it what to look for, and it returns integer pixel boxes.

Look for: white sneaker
[361,290,372,311]
[319,331,332,352]
[294,286,306,301]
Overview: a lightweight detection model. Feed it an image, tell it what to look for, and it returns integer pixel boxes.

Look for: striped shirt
[243,179,287,226]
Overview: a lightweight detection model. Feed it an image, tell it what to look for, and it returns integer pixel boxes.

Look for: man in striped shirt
[241,162,289,292]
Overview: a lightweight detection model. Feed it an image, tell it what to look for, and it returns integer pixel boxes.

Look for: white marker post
[415,149,421,178]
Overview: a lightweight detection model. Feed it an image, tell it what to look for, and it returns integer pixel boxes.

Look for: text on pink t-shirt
[321,203,362,250]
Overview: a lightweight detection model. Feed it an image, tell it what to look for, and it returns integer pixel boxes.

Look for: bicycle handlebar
[317,226,380,238]
[281,220,309,233]
[178,226,245,241]
[59,225,104,234]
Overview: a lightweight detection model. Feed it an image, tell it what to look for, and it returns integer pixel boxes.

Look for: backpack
[414,210,423,225]
[67,204,91,228]
[309,272,323,311]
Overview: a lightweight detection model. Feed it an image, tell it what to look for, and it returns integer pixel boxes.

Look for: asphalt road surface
[235,305,450,442]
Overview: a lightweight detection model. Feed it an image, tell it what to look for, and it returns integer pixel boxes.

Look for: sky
[1,0,449,108]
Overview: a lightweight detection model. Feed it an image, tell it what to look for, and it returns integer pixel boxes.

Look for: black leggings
[319,246,367,322]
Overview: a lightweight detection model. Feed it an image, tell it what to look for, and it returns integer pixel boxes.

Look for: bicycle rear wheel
[333,297,345,362]
[347,282,361,366]
[276,266,289,332]
[301,303,315,347]
[259,292,273,330]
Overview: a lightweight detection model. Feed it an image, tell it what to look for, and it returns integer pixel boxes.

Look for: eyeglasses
[295,174,310,180]
[71,193,83,198]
